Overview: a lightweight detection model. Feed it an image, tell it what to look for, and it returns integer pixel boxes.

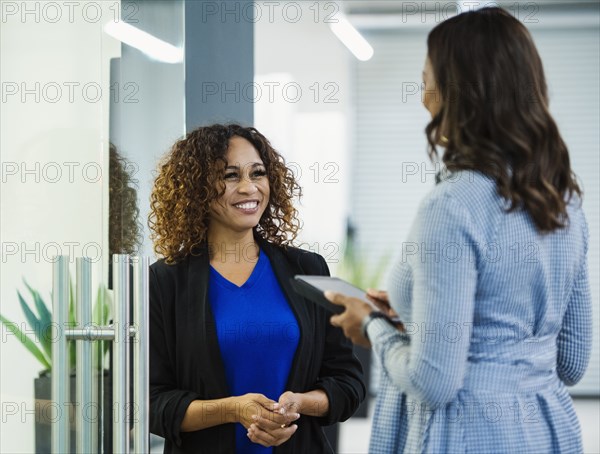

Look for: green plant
[337,239,391,290]
[0,278,112,373]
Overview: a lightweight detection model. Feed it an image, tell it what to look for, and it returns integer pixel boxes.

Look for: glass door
[0,1,184,452]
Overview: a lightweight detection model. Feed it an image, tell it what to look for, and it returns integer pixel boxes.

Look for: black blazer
[149,236,366,453]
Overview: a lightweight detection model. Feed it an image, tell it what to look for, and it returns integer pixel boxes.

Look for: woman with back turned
[327,7,592,453]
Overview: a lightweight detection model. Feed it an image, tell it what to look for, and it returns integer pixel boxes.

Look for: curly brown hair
[109,143,143,256]
[149,124,301,263]
[425,7,581,232]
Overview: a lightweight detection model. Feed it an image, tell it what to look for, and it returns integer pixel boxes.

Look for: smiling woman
[147,124,365,454]
[208,137,271,286]
[209,137,270,240]
[149,125,300,265]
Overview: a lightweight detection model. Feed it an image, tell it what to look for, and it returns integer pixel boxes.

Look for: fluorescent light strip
[104,21,183,64]
[330,14,374,61]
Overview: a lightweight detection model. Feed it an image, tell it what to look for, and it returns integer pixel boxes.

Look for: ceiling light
[330,14,374,61]
[104,21,183,64]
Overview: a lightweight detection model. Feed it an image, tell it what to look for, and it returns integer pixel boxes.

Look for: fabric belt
[462,337,558,394]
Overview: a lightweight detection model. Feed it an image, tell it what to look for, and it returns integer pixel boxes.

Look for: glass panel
[1,2,118,451]
[109,1,184,452]
[0,1,184,452]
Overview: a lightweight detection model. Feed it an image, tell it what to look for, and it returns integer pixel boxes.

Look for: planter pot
[34,370,113,453]
[34,372,76,453]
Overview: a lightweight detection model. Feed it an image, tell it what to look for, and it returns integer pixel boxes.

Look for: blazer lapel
[257,237,312,392]
[187,248,230,397]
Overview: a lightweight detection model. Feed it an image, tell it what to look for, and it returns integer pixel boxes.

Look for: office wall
[254,0,353,273]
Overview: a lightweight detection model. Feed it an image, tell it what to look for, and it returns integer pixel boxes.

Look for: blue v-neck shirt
[208,249,300,454]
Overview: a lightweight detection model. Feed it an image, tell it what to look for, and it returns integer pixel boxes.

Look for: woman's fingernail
[294,413,300,419]
[279,408,285,415]
[252,415,258,421]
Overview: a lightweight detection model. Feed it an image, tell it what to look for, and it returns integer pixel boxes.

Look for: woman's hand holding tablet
[291,275,402,325]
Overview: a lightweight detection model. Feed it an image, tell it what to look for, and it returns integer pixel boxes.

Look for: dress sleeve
[149,266,201,447]
[556,217,593,386]
[312,255,367,425]
[367,193,478,409]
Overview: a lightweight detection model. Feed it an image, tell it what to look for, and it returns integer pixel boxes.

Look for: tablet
[291,275,376,314]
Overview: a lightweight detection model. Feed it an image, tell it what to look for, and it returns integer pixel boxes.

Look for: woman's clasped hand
[235,393,299,447]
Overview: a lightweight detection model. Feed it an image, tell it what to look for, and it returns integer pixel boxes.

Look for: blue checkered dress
[367,170,592,453]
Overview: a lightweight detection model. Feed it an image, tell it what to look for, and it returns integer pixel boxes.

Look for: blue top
[367,170,592,453]
[209,249,300,454]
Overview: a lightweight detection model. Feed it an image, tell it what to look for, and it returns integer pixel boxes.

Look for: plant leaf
[17,290,51,362]
[100,286,111,368]
[92,286,102,325]
[68,279,77,371]
[23,279,52,326]
[69,278,76,326]
[17,290,42,339]
[0,314,51,370]
[91,284,111,370]
[371,252,392,288]
[338,239,391,290]
[22,280,53,361]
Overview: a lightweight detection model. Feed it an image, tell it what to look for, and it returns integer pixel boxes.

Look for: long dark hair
[425,7,581,232]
